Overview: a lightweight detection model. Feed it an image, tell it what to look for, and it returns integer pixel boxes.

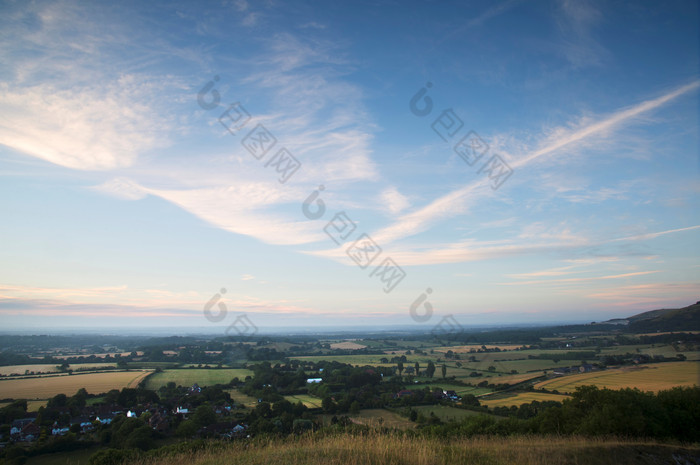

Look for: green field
[346,408,414,429]
[418,383,492,397]
[133,361,182,368]
[482,372,545,385]
[0,400,47,411]
[535,362,698,393]
[412,404,488,422]
[291,354,406,365]
[0,370,152,399]
[480,391,570,408]
[284,394,322,408]
[144,368,253,390]
[227,388,260,408]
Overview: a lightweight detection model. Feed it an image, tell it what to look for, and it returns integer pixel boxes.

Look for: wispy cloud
[0,2,187,170]
[380,186,410,215]
[0,79,169,170]
[554,0,610,68]
[499,270,660,286]
[97,178,324,246]
[612,225,700,242]
[309,81,699,263]
[512,80,700,168]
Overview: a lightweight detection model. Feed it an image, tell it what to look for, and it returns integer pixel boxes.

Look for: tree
[461,394,480,407]
[292,419,314,433]
[193,405,216,427]
[124,425,154,450]
[397,361,404,377]
[426,361,436,378]
[176,420,196,437]
[441,364,447,378]
[322,396,336,413]
[414,362,420,376]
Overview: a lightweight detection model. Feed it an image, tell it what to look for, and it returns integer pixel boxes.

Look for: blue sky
[0,0,698,334]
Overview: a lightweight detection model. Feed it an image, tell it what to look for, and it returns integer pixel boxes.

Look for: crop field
[534,362,699,393]
[0,364,115,376]
[383,340,441,349]
[597,344,679,357]
[480,392,570,408]
[412,404,488,422]
[0,364,61,376]
[469,358,574,374]
[291,355,398,365]
[227,389,259,408]
[144,368,253,390]
[329,342,367,350]
[346,408,414,429]
[481,371,545,385]
[418,383,492,397]
[0,400,46,411]
[0,370,151,399]
[434,344,529,353]
[284,394,322,408]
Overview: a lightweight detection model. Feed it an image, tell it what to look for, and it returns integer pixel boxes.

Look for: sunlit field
[144,368,253,390]
[534,362,699,393]
[480,392,571,408]
[0,370,152,399]
[284,394,323,408]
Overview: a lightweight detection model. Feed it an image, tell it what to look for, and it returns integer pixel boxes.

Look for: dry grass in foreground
[130,433,700,465]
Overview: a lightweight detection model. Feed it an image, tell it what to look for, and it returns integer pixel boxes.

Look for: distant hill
[624,301,700,332]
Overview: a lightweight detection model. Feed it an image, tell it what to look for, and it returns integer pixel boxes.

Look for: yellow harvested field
[330,341,367,350]
[435,344,528,353]
[535,362,699,393]
[0,370,152,399]
[0,363,116,376]
[634,331,700,337]
[486,372,545,385]
[0,365,60,376]
[481,392,570,408]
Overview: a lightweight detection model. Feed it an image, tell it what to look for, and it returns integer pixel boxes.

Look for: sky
[0,0,698,335]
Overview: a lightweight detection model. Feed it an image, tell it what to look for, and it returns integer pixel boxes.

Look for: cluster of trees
[244,399,313,436]
[419,386,700,442]
[599,353,686,366]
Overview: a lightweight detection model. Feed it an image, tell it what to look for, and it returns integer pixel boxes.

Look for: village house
[11,419,40,442]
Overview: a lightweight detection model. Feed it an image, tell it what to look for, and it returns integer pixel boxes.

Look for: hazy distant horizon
[3,301,689,337]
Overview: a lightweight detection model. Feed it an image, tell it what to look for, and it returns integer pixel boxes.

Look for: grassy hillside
[120,434,700,465]
[628,301,700,332]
